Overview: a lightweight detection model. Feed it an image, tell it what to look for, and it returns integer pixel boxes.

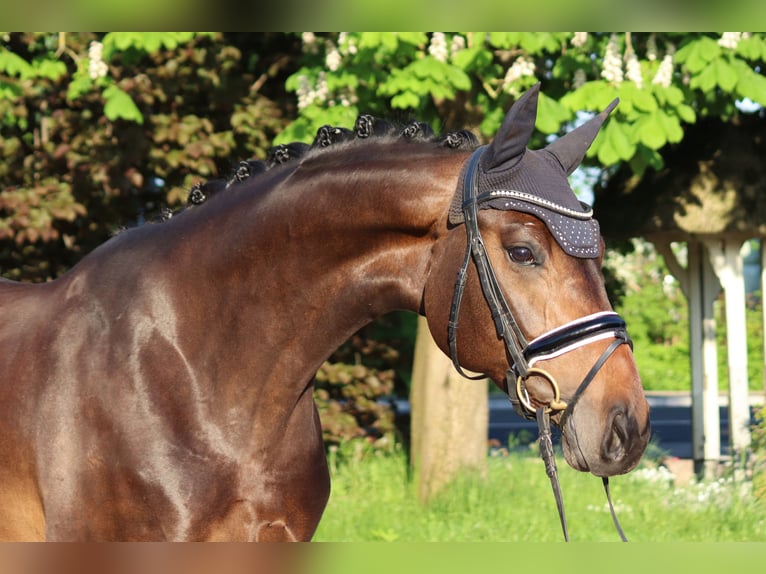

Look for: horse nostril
[601,407,630,463]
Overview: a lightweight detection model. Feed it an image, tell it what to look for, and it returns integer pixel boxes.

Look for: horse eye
[508,246,536,265]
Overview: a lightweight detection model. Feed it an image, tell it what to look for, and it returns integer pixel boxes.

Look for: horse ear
[481,82,541,172]
[546,98,619,176]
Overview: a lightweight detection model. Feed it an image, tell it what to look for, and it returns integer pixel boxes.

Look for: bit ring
[516,367,568,415]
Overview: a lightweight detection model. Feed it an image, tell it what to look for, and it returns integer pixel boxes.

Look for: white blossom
[625,49,643,88]
[718,32,742,50]
[652,45,675,88]
[88,41,108,80]
[450,34,466,58]
[428,32,448,62]
[601,34,623,84]
[571,32,588,48]
[301,32,319,54]
[296,72,329,110]
[338,32,357,56]
[325,44,342,72]
[503,56,536,91]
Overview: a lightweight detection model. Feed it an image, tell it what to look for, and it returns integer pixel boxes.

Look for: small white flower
[450,34,466,58]
[718,32,742,50]
[338,32,357,56]
[601,34,623,84]
[302,32,319,54]
[625,50,643,88]
[428,32,448,63]
[571,32,588,48]
[652,52,674,88]
[325,45,342,72]
[296,72,329,110]
[296,74,312,110]
[503,55,536,91]
[88,41,108,80]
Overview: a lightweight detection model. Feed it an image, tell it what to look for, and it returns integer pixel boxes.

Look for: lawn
[314,446,766,542]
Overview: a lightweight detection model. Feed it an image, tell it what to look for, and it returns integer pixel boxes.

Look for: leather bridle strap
[448,147,530,381]
[536,407,568,541]
[447,146,633,542]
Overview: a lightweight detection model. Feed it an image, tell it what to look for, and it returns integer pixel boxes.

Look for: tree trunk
[410,316,488,502]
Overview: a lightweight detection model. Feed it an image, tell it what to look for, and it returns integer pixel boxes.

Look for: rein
[447,147,632,541]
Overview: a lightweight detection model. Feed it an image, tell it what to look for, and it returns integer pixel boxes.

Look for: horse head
[423,83,650,478]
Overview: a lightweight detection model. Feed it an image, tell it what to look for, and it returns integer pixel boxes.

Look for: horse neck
[153,144,466,384]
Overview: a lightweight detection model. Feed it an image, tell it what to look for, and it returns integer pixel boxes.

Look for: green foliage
[102,85,143,124]
[314,333,404,455]
[284,32,765,176]
[607,240,764,392]
[4,32,762,283]
[1,32,293,281]
[606,240,691,390]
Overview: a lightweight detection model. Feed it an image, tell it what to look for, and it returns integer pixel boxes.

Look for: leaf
[391,91,420,109]
[675,104,696,124]
[451,46,492,71]
[535,92,571,134]
[690,63,717,93]
[358,32,383,49]
[712,57,738,92]
[618,82,657,114]
[632,88,658,113]
[414,57,452,84]
[0,49,32,78]
[488,33,519,49]
[628,146,664,177]
[379,33,399,51]
[731,61,766,105]
[66,74,93,102]
[658,110,683,143]
[560,81,619,113]
[443,65,472,91]
[652,85,685,107]
[675,36,721,73]
[604,119,636,161]
[105,32,143,51]
[0,79,22,100]
[102,85,144,124]
[30,58,67,81]
[633,113,667,150]
[396,32,427,47]
[735,35,766,60]
[596,135,620,166]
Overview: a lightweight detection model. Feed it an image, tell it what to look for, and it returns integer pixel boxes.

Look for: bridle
[447,147,632,541]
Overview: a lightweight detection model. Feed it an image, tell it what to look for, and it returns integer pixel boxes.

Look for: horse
[0,83,650,541]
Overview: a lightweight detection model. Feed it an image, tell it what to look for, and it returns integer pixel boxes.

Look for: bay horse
[0,84,650,541]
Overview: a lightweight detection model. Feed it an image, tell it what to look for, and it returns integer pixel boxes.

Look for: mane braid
[178,114,480,211]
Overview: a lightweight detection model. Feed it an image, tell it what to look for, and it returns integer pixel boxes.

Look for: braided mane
[174,115,479,217]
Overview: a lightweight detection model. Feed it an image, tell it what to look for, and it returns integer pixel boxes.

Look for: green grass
[314,447,766,542]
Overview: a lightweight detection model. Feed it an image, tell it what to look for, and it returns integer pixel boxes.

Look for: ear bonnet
[449,83,618,258]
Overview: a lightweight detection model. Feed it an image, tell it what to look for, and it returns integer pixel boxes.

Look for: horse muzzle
[560,398,651,477]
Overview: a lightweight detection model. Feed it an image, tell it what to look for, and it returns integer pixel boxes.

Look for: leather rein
[447,147,632,541]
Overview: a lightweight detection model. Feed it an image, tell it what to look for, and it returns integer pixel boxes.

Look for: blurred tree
[0,32,298,281]
[4,32,764,277]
